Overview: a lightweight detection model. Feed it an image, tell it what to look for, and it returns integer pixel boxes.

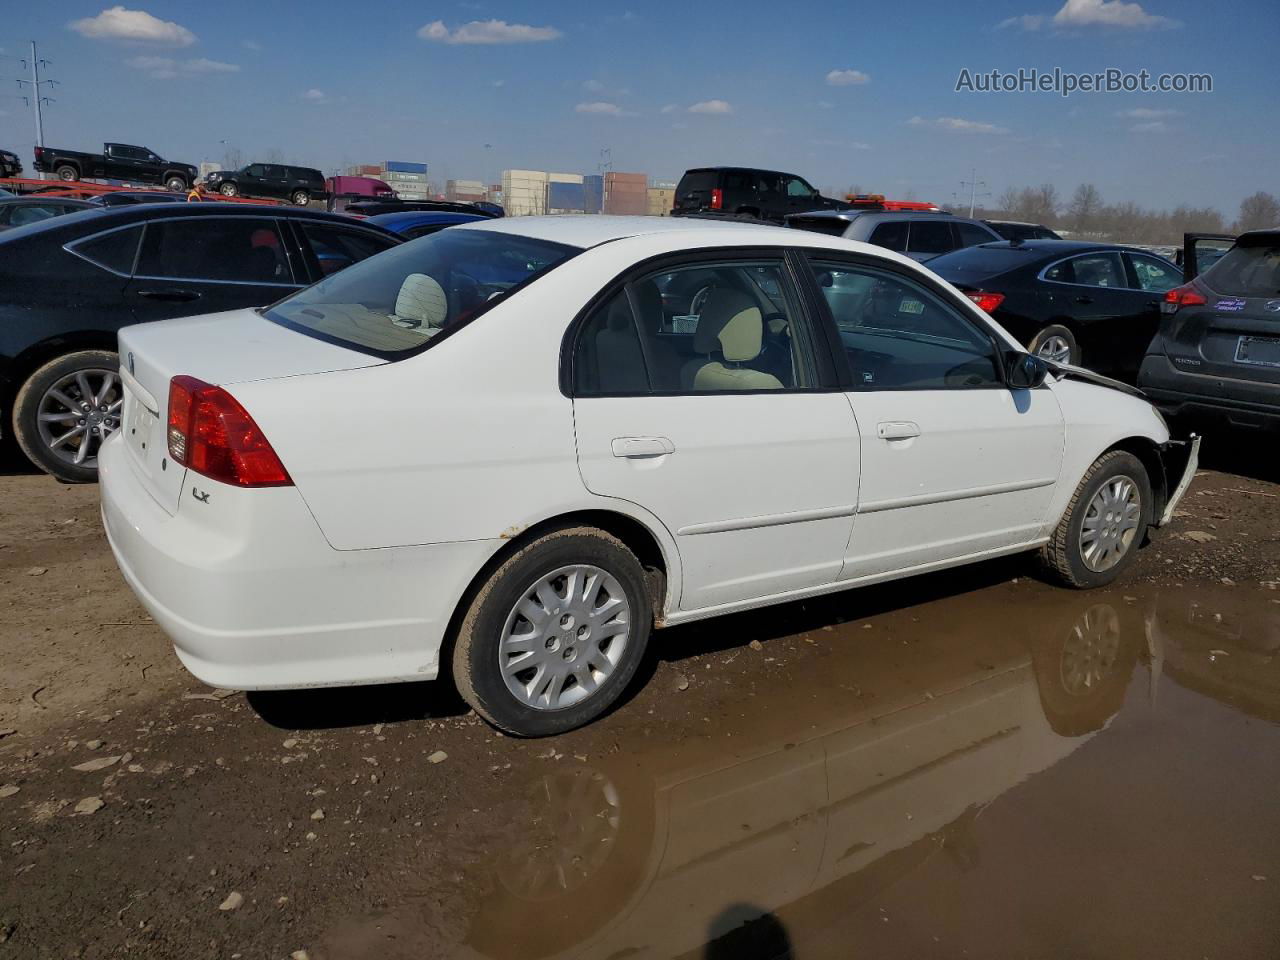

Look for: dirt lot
[1,443,1277,959]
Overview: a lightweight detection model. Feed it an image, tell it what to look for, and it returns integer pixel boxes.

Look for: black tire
[54,164,79,182]
[1030,601,1140,737]
[1029,323,1080,365]
[453,526,652,737]
[1038,450,1152,589]
[219,181,239,198]
[12,349,120,484]
[290,189,310,207]
[164,174,188,192]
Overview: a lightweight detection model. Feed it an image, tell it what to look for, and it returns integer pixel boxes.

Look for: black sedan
[0,203,400,482]
[927,239,1181,375]
[0,196,98,231]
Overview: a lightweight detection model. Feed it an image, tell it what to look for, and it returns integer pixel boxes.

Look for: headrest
[395,273,448,328]
[694,288,763,362]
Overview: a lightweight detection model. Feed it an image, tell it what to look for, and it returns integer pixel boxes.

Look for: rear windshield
[1201,242,1280,298]
[266,228,577,357]
[787,217,850,237]
[677,171,717,194]
[926,244,1037,280]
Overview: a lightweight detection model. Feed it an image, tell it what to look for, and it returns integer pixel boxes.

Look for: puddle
[322,582,1280,960]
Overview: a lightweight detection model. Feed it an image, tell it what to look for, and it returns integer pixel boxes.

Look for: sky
[0,0,1276,217]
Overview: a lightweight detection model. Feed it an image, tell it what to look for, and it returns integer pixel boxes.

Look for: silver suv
[786,209,1002,263]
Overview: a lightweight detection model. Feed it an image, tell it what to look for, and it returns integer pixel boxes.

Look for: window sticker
[899,298,925,315]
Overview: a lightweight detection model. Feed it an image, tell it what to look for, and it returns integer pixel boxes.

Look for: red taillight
[1163,283,1207,312]
[965,291,1005,313]
[167,376,292,487]
[710,188,723,210]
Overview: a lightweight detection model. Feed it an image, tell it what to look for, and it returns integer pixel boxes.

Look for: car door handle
[136,289,202,303]
[611,436,674,458]
[1074,295,1094,305]
[877,421,921,441]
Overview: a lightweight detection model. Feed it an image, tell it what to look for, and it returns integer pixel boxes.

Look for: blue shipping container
[584,175,603,214]
[548,181,586,211]
[384,161,428,174]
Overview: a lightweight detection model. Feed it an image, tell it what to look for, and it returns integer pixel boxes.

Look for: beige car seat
[394,273,449,329]
[681,288,784,391]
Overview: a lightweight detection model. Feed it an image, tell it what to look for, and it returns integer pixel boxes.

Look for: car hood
[1048,361,1147,400]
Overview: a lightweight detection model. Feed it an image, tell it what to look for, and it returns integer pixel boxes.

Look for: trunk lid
[116,308,384,515]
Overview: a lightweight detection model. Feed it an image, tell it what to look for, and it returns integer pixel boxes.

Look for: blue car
[365,210,490,240]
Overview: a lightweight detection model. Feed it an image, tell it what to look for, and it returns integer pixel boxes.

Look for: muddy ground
[0,443,1277,959]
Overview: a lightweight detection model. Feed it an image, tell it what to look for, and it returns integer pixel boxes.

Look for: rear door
[1041,251,1141,372]
[570,251,859,611]
[122,215,305,322]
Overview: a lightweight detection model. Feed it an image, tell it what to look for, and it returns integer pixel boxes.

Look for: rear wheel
[54,164,79,182]
[290,189,310,206]
[219,182,239,198]
[12,350,121,483]
[453,526,652,736]
[1030,324,1079,365]
[1038,450,1151,589]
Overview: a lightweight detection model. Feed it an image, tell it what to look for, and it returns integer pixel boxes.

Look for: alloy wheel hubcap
[1059,605,1122,695]
[36,368,121,469]
[1036,335,1072,364]
[499,564,630,711]
[1079,475,1141,572]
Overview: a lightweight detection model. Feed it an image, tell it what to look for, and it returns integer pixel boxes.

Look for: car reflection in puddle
[324,584,1280,960]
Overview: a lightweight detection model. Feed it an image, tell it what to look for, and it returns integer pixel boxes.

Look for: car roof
[954,239,1178,263]
[366,210,490,228]
[682,166,801,177]
[0,195,96,206]
[457,214,796,249]
[983,219,1047,227]
[787,209,955,224]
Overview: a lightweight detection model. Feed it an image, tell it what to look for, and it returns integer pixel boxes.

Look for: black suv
[204,163,328,206]
[672,167,849,223]
[1139,230,1280,431]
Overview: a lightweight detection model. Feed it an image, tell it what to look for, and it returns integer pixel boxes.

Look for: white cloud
[69,6,196,46]
[826,69,870,87]
[575,101,627,116]
[1053,0,1179,28]
[688,99,733,115]
[910,115,1010,134]
[302,88,328,103]
[1131,120,1170,132]
[1117,107,1178,118]
[660,104,679,114]
[242,39,262,52]
[126,55,238,78]
[418,19,561,44]
[997,14,1047,29]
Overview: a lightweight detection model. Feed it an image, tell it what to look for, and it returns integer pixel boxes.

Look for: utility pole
[958,167,990,218]
[3,41,58,175]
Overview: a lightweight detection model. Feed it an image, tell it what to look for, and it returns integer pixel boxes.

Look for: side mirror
[1006,351,1049,389]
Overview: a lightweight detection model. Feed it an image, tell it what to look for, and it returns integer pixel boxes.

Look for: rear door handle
[611,436,675,458]
[137,289,202,303]
[1074,295,1094,305]
[877,421,921,441]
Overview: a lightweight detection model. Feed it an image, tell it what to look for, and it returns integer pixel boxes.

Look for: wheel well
[3,335,119,413]
[54,160,80,174]
[437,510,671,683]
[1105,436,1168,522]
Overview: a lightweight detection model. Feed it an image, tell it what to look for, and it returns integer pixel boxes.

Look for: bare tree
[1068,183,1104,236]
[1238,191,1280,232]
[1023,184,1059,226]
[996,186,1020,217]
[221,145,242,170]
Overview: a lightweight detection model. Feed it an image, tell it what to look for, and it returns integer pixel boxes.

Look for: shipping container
[548,172,585,185]
[647,187,676,216]
[547,181,587,211]
[351,164,382,176]
[383,172,429,184]
[385,161,428,175]
[584,175,603,214]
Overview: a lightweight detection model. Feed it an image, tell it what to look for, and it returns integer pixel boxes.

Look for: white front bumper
[99,433,499,690]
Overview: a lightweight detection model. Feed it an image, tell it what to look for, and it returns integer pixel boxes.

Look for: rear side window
[137,218,293,284]
[267,229,575,357]
[869,221,908,252]
[1202,243,1280,298]
[724,171,755,192]
[955,221,995,247]
[907,220,955,255]
[69,225,143,275]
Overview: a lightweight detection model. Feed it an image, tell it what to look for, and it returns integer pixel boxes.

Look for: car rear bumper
[99,433,498,691]
[1139,353,1280,428]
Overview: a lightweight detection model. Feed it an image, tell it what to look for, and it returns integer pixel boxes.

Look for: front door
[801,256,1065,580]
[571,254,859,611]
[122,215,304,324]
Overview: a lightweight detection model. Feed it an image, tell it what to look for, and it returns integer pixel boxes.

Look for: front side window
[868,221,908,252]
[137,218,293,284]
[299,223,397,277]
[1129,254,1179,293]
[247,165,266,178]
[785,177,814,198]
[906,220,955,255]
[1067,253,1125,288]
[574,259,820,395]
[267,228,575,357]
[809,259,1001,390]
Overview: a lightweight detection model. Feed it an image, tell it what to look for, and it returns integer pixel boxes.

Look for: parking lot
[1,442,1277,959]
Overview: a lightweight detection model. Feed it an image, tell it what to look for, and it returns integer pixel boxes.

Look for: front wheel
[12,350,122,483]
[1038,450,1151,589]
[165,175,187,192]
[453,526,652,736]
[290,189,310,206]
[219,182,239,197]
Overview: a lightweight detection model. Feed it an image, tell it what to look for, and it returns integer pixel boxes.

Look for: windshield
[266,228,577,357]
[1201,242,1280,298]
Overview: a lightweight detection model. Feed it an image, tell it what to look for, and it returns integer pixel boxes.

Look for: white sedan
[100,216,1198,736]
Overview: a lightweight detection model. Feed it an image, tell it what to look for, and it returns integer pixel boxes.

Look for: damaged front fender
[1154,434,1201,527]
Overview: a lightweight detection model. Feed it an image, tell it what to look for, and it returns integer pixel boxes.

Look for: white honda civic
[100,216,1198,736]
